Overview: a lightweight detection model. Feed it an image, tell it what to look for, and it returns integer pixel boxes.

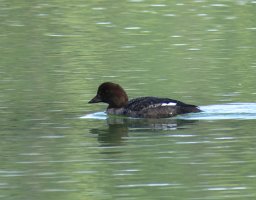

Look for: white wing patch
[161,102,177,106]
[146,102,177,109]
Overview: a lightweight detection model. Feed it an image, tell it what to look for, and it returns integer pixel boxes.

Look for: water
[1,1,256,200]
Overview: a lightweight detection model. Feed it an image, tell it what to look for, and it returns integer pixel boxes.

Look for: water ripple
[182,103,256,120]
[82,103,256,120]
[116,182,180,188]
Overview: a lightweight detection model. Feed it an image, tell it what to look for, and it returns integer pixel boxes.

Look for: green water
[1,1,256,200]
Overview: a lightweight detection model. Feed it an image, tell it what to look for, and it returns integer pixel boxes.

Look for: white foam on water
[80,112,107,120]
[179,103,256,120]
[81,103,256,120]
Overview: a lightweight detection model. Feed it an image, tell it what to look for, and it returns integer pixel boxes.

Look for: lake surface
[1,1,256,200]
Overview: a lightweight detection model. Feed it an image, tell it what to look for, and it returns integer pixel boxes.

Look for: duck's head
[88,82,128,108]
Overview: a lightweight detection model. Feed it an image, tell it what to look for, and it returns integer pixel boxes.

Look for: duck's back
[123,97,200,118]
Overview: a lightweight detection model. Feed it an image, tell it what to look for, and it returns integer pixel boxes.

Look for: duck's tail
[180,104,202,114]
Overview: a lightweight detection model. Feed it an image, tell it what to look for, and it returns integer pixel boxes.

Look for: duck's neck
[108,92,128,109]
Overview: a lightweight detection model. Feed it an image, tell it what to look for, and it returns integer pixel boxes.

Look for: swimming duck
[89,82,201,118]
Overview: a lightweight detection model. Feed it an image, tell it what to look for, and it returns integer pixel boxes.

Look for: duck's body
[89,82,201,118]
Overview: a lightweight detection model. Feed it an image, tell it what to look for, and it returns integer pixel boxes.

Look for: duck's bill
[88,95,102,103]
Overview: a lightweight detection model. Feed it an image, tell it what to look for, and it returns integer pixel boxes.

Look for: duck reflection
[90,122,128,146]
[90,117,198,146]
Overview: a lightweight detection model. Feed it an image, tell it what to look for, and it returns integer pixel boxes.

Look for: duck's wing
[125,97,200,118]
[126,97,178,111]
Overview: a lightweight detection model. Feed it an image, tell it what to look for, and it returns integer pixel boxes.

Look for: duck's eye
[100,90,107,96]
[104,90,110,94]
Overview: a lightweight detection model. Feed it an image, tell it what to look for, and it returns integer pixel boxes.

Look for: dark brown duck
[89,82,201,118]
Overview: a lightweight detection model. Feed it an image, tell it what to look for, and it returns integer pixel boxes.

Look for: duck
[88,82,201,118]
